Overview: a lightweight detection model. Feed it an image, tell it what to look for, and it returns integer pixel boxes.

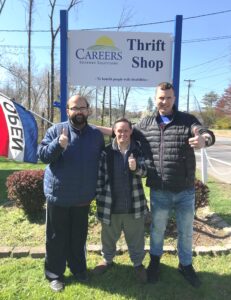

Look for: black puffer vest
[134,110,201,192]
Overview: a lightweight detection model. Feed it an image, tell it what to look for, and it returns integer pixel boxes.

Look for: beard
[69,114,87,127]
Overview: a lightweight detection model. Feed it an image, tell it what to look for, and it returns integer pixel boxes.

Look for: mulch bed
[166,216,231,247]
[88,214,231,248]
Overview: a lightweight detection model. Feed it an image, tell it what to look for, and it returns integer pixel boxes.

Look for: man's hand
[59,127,68,149]
[188,127,206,149]
[128,153,137,171]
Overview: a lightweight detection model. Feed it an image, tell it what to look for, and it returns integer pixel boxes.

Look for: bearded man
[38,95,104,292]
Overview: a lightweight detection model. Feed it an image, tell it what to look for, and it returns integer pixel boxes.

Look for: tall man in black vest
[133,82,215,287]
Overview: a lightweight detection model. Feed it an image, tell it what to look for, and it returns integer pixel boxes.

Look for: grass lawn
[0,157,231,247]
[0,254,231,300]
[212,129,231,138]
[207,178,231,225]
[196,170,231,225]
[0,142,231,299]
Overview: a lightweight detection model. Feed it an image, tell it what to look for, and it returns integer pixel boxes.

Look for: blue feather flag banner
[0,93,38,163]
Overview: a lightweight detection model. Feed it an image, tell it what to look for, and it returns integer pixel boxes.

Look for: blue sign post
[172,15,183,109]
[60,10,68,122]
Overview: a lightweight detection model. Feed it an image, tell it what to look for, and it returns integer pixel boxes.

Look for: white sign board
[68,30,173,87]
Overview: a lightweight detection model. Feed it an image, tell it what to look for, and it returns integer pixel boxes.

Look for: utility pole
[184,79,195,112]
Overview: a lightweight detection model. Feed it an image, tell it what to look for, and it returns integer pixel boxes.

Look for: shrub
[90,199,97,216]
[214,116,231,129]
[89,199,98,225]
[6,170,45,215]
[195,179,209,210]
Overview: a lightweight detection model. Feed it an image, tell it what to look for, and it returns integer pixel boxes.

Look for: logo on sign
[75,36,122,64]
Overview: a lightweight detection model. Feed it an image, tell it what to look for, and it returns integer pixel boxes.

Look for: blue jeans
[150,188,195,266]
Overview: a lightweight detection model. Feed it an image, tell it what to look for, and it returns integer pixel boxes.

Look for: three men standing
[39,82,215,291]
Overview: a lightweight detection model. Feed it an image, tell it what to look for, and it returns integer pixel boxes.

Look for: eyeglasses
[68,106,88,112]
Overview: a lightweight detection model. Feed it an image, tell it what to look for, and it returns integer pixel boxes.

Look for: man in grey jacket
[38,95,104,292]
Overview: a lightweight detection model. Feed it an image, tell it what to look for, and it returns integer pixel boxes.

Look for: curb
[1,244,231,259]
[1,208,230,259]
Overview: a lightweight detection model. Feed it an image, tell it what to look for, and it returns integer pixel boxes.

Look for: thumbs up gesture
[59,127,68,149]
[188,127,205,149]
[128,153,136,171]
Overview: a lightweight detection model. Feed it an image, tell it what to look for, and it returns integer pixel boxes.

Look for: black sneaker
[50,280,65,292]
[74,271,88,283]
[92,261,114,275]
[147,255,160,284]
[134,264,147,284]
[178,264,201,288]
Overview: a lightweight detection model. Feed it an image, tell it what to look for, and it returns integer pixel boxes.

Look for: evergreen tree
[147,97,154,113]
[201,91,219,109]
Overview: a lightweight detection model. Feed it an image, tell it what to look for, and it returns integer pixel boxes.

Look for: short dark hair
[157,82,175,92]
[66,95,89,109]
[113,118,132,130]
[82,97,90,108]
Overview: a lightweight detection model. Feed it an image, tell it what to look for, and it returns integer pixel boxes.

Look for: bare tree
[48,0,80,123]
[0,61,50,113]
[0,0,6,14]
[70,85,96,99]
[0,62,28,102]
[122,87,131,117]
[117,6,133,117]
[101,87,106,125]
[109,86,112,125]
[117,6,133,31]
[27,0,34,110]
[99,6,133,123]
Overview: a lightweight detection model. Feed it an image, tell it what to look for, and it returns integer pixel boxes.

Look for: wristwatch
[204,136,210,147]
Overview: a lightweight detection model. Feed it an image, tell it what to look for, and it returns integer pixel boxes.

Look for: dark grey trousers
[45,202,89,281]
[101,214,145,267]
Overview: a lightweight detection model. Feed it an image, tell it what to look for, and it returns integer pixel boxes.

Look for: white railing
[198,149,231,183]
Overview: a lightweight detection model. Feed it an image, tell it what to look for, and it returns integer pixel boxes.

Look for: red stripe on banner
[0,105,9,157]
